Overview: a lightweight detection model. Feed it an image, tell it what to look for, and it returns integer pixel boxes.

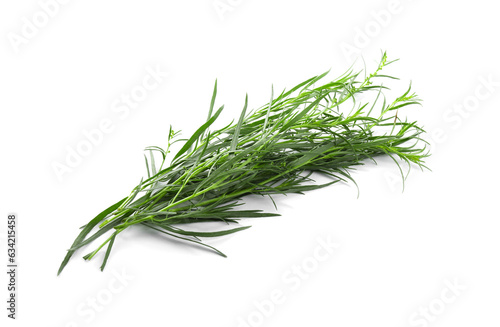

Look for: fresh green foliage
[58,53,428,274]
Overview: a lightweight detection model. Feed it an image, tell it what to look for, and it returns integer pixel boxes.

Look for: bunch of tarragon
[58,53,428,274]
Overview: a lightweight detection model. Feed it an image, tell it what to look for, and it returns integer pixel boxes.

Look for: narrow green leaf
[173,105,224,161]
[230,94,248,153]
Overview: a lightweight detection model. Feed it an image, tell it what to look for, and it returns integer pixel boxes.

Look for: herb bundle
[58,53,428,274]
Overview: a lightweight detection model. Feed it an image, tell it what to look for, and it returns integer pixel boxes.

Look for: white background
[1,1,499,326]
